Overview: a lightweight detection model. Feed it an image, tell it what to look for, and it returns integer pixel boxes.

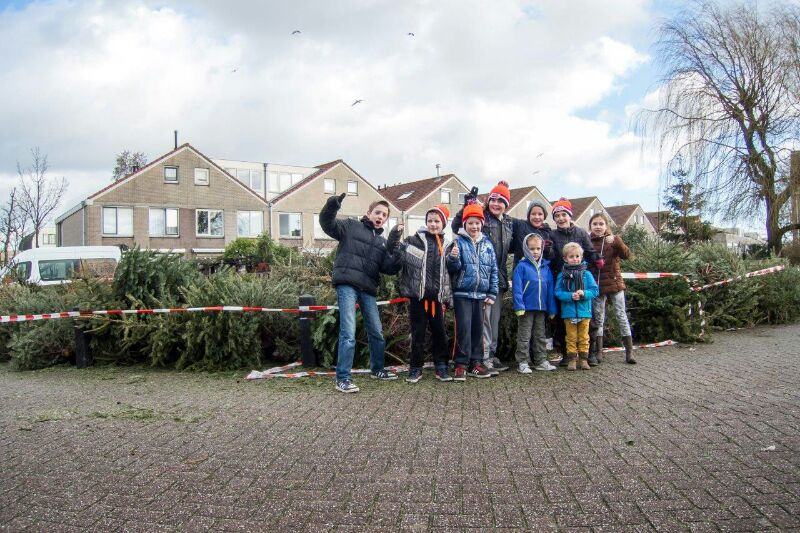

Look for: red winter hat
[462,203,485,226]
[487,180,511,207]
[551,197,573,217]
[426,204,450,226]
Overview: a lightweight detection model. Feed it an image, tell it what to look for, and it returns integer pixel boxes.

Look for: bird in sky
[292,30,301,34]
[351,99,364,106]
[408,32,415,36]
[536,152,544,158]
[532,170,540,175]
[231,68,238,73]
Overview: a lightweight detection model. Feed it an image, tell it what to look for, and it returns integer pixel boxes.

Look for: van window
[81,259,118,279]
[7,261,32,282]
[38,259,80,282]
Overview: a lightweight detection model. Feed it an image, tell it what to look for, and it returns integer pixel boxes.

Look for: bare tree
[17,147,67,249]
[112,150,148,181]
[0,188,29,265]
[638,0,800,254]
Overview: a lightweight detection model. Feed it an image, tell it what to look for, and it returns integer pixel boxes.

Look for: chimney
[174,130,178,149]
[131,164,140,173]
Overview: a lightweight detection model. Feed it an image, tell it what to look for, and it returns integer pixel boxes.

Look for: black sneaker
[483,360,501,376]
[405,368,423,383]
[490,357,509,372]
[467,363,492,378]
[371,369,398,380]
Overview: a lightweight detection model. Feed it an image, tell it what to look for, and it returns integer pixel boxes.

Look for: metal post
[73,307,92,368]
[298,294,317,367]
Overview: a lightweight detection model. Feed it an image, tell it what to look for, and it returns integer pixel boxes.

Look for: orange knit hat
[426,204,450,226]
[551,197,573,217]
[462,203,485,226]
[487,180,511,206]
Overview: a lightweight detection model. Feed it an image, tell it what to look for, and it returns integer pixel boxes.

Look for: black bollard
[298,294,317,368]
[73,307,92,368]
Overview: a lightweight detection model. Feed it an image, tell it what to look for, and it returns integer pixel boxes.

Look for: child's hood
[457,227,484,242]
[521,233,548,268]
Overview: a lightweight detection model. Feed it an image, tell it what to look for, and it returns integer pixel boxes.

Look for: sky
[1,0,703,224]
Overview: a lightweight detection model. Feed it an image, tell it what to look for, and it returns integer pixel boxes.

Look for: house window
[440,189,451,204]
[102,207,133,236]
[164,166,178,182]
[194,168,209,185]
[458,192,467,204]
[324,178,336,194]
[250,170,264,192]
[347,181,358,195]
[398,191,413,200]
[149,208,179,236]
[196,209,224,237]
[237,211,263,237]
[279,173,292,191]
[268,172,280,193]
[43,234,56,245]
[291,173,303,186]
[313,214,331,239]
[279,213,302,238]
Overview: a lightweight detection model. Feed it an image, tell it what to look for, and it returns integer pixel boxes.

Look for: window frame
[278,212,303,239]
[237,210,264,237]
[440,188,451,204]
[149,207,180,237]
[164,166,178,183]
[323,178,336,194]
[347,180,358,195]
[102,206,133,236]
[195,209,225,237]
[194,168,209,186]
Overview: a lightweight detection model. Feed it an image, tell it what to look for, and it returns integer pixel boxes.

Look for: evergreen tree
[662,168,715,246]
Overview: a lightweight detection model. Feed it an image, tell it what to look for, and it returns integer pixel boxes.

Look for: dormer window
[398,191,414,200]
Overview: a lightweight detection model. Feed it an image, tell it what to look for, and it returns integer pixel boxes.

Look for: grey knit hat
[527,200,549,219]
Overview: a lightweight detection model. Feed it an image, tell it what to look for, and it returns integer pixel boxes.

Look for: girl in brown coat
[588,213,636,364]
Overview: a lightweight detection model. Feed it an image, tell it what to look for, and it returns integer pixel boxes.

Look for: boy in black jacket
[320,193,401,393]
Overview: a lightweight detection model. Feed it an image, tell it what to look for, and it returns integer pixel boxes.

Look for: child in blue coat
[446,202,499,381]
[554,242,599,371]
[512,234,557,373]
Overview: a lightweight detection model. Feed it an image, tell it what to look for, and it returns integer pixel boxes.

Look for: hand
[543,239,553,249]
[595,258,605,269]
[515,310,525,316]
[395,223,404,234]
[464,186,479,205]
[576,289,584,298]
[450,243,459,257]
[548,314,555,320]
[572,292,581,301]
[605,235,615,244]
[390,224,403,236]
[337,192,347,205]
[484,297,495,306]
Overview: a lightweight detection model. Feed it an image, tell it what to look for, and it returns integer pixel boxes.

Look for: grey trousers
[592,291,632,337]
[515,310,548,365]
[482,290,505,360]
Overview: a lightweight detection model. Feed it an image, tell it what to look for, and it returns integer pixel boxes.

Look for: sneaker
[467,363,492,378]
[534,361,557,371]
[490,357,509,372]
[435,367,453,382]
[483,360,501,376]
[517,362,533,374]
[335,380,359,393]
[453,366,467,382]
[406,368,423,383]
[371,369,398,380]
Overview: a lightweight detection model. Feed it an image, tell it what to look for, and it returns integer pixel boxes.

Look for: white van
[2,246,122,286]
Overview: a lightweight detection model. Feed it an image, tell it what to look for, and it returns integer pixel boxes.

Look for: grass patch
[90,404,201,423]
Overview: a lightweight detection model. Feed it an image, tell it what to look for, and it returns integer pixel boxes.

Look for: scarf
[561,263,586,293]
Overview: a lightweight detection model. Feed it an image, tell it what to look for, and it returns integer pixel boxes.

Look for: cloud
[0,0,662,216]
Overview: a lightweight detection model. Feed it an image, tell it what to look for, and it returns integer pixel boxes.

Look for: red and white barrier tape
[246,362,435,380]
[601,339,677,352]
[621,272,685,280]
[690,265,785,292]
[0,297,411,324]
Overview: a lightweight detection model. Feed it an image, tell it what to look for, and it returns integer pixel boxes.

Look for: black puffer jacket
[451,207,513,291]
[511,200,553,265]
[392,228,453,306]
[319,195,400,295]
[549,223,597,275]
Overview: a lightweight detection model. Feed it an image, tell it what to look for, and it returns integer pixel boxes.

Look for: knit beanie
[426,204,450,226]
[462,203,485,226]
[527,200,549,219]
[551,197,573,217]
[487,180,511,207]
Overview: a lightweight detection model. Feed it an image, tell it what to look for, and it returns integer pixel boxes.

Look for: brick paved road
[1,324,799,532]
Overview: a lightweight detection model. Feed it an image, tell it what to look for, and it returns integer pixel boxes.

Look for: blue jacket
[555,265,599,319]
[512,255,557,316]
[446,230,498,300]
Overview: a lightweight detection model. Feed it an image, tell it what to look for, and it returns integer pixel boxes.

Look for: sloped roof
[645,211,670,229]
[567,196,598,219]
[269,159,342,203]
[379,174,461,212]
[477,185,548,210]
[605,205,638,226]
[87,143,266,204]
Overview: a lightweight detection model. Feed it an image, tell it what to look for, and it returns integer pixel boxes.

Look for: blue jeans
[336,285,386,381]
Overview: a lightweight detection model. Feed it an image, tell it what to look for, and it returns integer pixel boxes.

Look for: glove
[595,258,605,269]
[325,192,347,209]
[515,310,525,316]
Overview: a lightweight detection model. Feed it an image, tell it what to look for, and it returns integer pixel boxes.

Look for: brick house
[645,211,671,233]
[268,159,401,251]
[378,174,470,238]
[567,196,606,230]
[55,143,269,257]
[605,204,657,234]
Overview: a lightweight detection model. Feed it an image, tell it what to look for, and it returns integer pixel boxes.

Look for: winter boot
[578,352,591,370]
[558,344,569,367]
[595,336,604,364]
[623,336,636,364]
[587,337,599,367]
[567,353,578,371]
